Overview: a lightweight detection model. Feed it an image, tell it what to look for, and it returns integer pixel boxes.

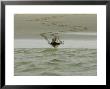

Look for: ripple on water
[14,48,97,76]
[40,72,61,76]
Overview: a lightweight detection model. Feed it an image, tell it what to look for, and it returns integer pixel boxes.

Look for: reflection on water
[14,48,97,76]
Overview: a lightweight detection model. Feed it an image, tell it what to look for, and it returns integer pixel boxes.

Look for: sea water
[14,48,97,76]
[14,32,97,76]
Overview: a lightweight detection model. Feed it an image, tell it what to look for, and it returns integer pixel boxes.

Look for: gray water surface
[14,48,97,76]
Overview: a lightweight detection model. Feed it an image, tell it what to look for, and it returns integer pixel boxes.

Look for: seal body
[50,42,60,48]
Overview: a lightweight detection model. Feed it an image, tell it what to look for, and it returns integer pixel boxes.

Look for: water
[14,48,97,76]
[14,32,97,49]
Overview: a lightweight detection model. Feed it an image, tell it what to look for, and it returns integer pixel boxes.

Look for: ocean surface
[14,48,97,76]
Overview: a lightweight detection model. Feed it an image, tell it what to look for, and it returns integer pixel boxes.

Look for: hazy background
[14,14,96,39]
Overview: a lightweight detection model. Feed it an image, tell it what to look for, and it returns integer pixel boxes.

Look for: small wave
[69,62,83,67]
[14,48,97,76]
[50,59,64,62]
[42,48,58,52]
[40,72,61,76]
[45,61,59,66]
